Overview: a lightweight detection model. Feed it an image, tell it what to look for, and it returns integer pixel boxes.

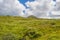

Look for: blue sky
[18,0,56,8]
[18,0,35,8]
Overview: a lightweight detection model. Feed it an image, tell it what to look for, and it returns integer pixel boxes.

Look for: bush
[19,29,41,40]
[50,22,56,26]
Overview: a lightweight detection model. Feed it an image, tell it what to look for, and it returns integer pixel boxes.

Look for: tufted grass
[0,16,60,40]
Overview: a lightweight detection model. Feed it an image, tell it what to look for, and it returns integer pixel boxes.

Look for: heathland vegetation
[0,16,60,40]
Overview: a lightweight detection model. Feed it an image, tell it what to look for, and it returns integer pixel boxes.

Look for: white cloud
[24,0,60,18]
[0,0,25,16]
[0,0,60,19]
[51,0,60,17]
[0,0,3,3]
[24,0,50,17]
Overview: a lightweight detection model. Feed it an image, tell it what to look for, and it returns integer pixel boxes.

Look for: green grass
[0,16,60,40]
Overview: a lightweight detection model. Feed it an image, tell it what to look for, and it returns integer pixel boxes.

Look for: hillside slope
[0,16,60,40]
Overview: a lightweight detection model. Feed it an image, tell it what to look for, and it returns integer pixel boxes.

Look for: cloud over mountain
[0,0,60,19]
[25,0,50,18]
[24,0,60,18]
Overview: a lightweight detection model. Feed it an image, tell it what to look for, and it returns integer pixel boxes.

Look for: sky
[0,0,60,19]
[18,0,35,8]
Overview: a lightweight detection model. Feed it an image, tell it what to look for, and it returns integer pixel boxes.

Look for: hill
[28,15,37,18]
[0,16,60,40]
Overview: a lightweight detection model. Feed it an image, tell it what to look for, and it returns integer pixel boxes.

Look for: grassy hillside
[0,16,60,40]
